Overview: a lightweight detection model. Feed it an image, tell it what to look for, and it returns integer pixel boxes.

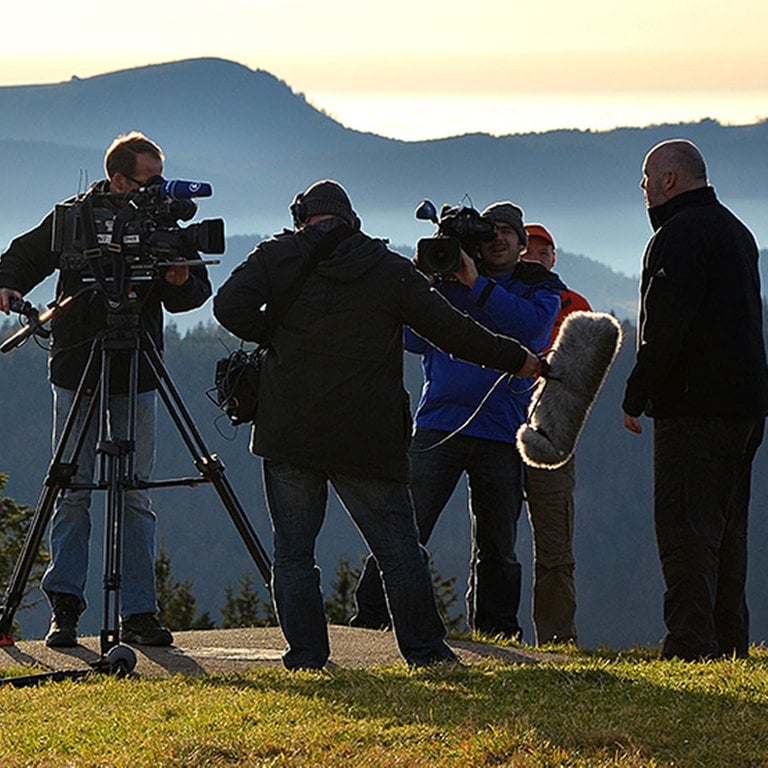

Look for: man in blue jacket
[623,139,768,660]
[352,201,563,639]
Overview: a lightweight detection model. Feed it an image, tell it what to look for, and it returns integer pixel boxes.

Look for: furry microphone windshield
[517,311,622,469]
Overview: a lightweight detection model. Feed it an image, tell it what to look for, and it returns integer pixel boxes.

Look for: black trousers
[653,416,764,660]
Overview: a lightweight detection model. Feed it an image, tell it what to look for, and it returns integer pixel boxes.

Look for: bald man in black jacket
[623,140,768,661]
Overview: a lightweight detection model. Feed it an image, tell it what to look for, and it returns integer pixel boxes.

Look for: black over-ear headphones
[290,192,306,228]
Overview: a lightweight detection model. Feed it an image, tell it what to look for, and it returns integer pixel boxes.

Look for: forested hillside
[3,305,768,649]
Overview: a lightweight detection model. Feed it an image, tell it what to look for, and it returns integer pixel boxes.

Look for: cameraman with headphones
[352,201,564,640]
[214,180,543,670]
[0,131,211,648]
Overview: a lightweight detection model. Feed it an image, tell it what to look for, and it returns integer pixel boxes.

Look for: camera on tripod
[51,177,225,282]
[414,199,497,276]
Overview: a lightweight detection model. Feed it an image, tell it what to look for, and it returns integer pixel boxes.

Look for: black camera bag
[213,346,268,425]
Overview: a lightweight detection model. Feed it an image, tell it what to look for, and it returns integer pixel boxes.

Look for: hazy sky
[2,0,767,137]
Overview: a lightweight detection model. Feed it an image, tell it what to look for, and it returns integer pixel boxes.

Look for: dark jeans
[353,429,524,638]
[653,416,764,660]
[263,459,454,670]
[525,457,577,645]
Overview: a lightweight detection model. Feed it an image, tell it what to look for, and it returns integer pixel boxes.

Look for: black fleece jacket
[214,220,531,483]
[623,186,768,419]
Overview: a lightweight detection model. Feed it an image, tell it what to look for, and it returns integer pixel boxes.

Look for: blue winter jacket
[406,262,564,443]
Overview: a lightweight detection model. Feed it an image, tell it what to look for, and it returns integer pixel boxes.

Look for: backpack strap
[265,223,356,336]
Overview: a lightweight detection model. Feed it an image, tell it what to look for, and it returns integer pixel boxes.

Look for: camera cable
[409,354,552,454]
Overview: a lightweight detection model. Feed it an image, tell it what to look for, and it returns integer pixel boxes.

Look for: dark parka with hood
[214,219,532,483]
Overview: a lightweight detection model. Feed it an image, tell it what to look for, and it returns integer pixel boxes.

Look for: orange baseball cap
[525,223,556,249]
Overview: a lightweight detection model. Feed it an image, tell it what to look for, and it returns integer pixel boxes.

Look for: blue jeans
[354,428,524,638]
[41,386,159,617]
[263,459,454,669]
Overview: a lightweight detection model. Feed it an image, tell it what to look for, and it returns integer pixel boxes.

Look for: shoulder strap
[298,223,356,283]
[266,223,356,336]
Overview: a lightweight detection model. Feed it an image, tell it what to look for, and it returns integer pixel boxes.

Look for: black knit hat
[481,201,527,246]
[290,179,360,229]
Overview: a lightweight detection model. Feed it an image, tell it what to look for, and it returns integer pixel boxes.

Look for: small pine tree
[323,554,464,632]
[430,562,464,633]
[324,555,361,625]
[0,473,49,638]
[155,545,214,631]
[221,572,275,628]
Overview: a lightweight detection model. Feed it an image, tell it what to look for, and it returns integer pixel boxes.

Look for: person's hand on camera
[453,250,479,288]
[0,287,23,315]
[164,264,189,286]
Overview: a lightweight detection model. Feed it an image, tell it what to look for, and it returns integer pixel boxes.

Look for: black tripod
[0,297,272,687]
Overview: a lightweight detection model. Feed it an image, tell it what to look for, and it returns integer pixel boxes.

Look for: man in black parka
[623,139,768,660]
[214,179,542,669]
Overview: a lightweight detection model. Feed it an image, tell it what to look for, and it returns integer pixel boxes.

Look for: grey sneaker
[121,613,173,646]
[45,592,84,648]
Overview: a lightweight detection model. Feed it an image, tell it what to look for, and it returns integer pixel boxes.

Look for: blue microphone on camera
[136,177,213,200]
[159,179,213,199]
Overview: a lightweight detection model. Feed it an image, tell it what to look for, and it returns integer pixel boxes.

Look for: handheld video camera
[51,177,225,284]
[414,199,496,276]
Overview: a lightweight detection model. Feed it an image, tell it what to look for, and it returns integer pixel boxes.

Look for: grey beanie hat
[481,201,527,246]
[291,179,360,228]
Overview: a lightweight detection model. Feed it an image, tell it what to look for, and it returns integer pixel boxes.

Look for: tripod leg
[99,431,127,654]
[0,353,102,643]
[0,484,59,643]
[141,334,273,585]
[96,330,141,656]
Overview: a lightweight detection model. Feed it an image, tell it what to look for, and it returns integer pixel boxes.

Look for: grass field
[3,642,768,767]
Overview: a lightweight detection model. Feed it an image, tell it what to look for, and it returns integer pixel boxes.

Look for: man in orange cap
[522,222,591,645]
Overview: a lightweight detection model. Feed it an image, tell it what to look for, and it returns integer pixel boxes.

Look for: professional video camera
[414,199,496,276]
[51,177,225,284]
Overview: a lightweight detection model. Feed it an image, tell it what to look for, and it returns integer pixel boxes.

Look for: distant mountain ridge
[1,57,766,281]
[1,62,768,647]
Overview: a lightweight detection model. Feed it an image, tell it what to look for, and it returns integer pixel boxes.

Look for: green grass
[3,643,768,767]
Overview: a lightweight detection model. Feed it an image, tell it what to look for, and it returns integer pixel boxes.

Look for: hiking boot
[121,613,173,646]
[45,592,84,648]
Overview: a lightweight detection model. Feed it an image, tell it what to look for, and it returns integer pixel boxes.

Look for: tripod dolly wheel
[105,644,137,676]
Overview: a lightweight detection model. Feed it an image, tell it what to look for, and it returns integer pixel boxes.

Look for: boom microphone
[516,311,622,469]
